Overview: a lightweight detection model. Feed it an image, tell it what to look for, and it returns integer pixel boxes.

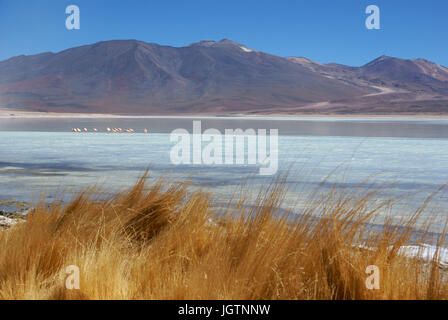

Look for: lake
[0,117,447,232]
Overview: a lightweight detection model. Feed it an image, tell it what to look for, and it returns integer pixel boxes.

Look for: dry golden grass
[0,172,447,300]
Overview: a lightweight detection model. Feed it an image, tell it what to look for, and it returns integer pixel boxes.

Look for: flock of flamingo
[72,128,148,134]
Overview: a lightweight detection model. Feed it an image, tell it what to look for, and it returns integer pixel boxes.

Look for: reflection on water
[0,118,447,232]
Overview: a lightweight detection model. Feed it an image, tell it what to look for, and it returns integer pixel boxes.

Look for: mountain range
[0,39,447,115]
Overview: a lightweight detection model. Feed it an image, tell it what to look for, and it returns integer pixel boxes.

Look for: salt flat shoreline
[1,109,448,120]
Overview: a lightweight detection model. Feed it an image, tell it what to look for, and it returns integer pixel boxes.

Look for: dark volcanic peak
[0,39,447,115]
[215,39,244,46]
[360,55,418,75]
[187,39,252,50]
[362,55,392,67]
[359,55,448,85]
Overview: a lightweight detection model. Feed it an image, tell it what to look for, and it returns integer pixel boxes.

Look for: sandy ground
[1,108,448,119]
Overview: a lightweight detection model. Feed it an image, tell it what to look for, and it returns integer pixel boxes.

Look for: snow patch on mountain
[239,46,254,53]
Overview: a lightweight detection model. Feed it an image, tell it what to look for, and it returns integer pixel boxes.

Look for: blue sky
[0,0,447,66]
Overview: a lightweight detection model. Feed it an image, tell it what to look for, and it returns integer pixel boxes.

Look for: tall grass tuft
[0,172,447,300]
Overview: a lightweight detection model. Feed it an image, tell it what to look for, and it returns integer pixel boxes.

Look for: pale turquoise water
[0,118,447,232]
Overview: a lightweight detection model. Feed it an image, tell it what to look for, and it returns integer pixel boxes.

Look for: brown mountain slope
[286,55,448,114]
[0,40,447,115]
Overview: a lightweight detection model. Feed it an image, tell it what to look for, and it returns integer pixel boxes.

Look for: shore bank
[2,109,448,120]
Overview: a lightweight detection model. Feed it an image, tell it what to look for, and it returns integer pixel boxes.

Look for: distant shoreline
[2,109,448,120]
